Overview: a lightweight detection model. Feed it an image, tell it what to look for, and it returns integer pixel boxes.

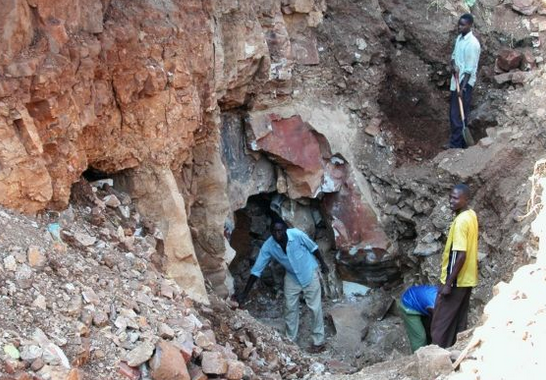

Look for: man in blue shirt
[236,219,329,353]
[444,13,481,149]
[398,285,438,352]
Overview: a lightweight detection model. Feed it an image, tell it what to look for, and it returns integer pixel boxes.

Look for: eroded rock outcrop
[1,0,399,296]
[116,165,209,304]
[184,139,234,298]
[0,0,215,212]
[223,111,398,287]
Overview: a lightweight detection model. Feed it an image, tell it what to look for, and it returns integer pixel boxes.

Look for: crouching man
[236,219,329,353]
[398,284,438,352]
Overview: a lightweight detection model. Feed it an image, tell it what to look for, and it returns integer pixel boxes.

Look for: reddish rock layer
[247,113,347,199]
[0,0,215,212]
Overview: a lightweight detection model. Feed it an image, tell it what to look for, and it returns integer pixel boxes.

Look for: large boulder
[415,345,452,378]
[496,49,523,72]
[323,176,399,287]
[246,113,348,199]
[149,341,190,380]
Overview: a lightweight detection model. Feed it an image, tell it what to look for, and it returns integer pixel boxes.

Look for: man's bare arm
[312,249,329,274]
[236,275,258,305]
[441,251,466,296]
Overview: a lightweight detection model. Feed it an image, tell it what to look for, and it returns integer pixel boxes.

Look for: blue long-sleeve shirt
[401,285,438,316]
[250,228,319,287]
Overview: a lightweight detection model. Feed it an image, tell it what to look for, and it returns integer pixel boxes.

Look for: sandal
[308,343,326,353]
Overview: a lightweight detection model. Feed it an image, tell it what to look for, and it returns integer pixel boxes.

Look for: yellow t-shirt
[440,209,479,287]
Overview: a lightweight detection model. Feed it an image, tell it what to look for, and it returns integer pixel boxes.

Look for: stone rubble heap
[0,179,312,380]
[489,1,545,86]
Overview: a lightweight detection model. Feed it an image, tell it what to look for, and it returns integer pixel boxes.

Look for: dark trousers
[431,287,472,348]
[449,84,473,149]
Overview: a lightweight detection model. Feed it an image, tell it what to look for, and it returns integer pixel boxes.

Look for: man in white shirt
[444,13,481,149]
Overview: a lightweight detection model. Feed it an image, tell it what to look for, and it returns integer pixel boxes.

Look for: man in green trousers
[398,284,438,352]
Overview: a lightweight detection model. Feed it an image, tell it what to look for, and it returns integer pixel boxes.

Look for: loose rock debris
[0,182,319,380]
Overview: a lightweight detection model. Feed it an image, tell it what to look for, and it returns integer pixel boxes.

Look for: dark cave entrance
[228,192,338,344]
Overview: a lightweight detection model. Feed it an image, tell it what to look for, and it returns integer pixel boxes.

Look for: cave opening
[224,186,418,364]
[228,192,339,346]
[82,166,111,182]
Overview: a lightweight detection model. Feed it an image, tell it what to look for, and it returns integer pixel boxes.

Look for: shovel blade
[463,126,475,147]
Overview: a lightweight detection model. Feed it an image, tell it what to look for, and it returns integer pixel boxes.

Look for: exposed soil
[377,61,449,162]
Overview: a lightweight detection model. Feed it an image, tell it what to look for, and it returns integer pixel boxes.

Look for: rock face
[0,0,400,294]
[185,141,234,298]
[0,0,348,296]
[223,111,398,287]
[116,165,208,304]
[323,176,398,287]
[221,112,276,212]
[0,1,34,60]
[0,0,215,213]
[0,106,53,213]
[246,113,348,199]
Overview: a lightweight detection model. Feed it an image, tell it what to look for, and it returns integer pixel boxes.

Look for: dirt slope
[0,184,317,379]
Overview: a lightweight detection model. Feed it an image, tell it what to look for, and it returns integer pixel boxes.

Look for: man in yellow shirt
[431,184,479,348]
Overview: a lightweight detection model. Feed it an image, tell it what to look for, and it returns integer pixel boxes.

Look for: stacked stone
[493,4,544,87]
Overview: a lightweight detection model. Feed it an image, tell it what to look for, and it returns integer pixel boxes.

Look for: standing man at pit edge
[444,13,481,149]
[236,219,329,353]
[431,184,479,348]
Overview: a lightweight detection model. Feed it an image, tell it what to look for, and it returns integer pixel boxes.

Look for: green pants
[398,300,427,352]
[284,270,325,346]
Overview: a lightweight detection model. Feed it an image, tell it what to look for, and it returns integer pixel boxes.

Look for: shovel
[455,73,475,147]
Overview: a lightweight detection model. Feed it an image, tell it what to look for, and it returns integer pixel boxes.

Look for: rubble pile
[0,180,313,379]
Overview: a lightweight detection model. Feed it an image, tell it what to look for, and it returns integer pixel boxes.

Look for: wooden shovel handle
[455,73,466,122]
